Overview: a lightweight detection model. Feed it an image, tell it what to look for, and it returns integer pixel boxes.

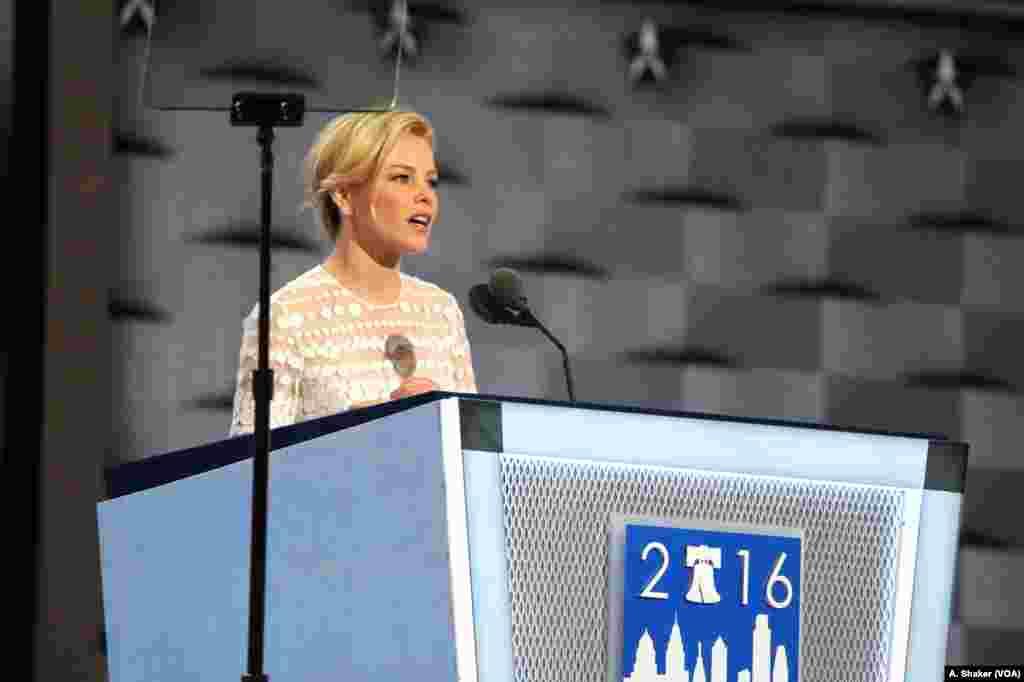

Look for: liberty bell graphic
[685,544,722,604]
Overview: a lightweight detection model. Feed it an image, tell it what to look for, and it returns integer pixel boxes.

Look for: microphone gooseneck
[529,318,576,403]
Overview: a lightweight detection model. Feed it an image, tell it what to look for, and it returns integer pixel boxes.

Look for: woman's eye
[392,174,438,189]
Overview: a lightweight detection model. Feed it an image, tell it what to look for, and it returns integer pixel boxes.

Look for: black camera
[230,93,306,127]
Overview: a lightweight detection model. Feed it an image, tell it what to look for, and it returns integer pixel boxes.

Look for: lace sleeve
[447,296,478,393]
[229,302,305,436]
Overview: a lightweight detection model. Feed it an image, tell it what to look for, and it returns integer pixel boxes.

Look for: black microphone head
[468,282,535,327]
[469,284,501,324]
[489,267,527,310]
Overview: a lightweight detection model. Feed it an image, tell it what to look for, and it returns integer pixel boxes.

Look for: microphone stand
[469,282,577,402]
[230,92,306,682]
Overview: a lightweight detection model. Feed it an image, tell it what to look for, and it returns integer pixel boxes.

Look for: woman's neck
[324,238,402,305]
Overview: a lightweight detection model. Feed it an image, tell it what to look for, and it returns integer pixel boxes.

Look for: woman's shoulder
[244,265,333,322]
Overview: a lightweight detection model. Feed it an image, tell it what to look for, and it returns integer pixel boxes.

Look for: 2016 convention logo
[621,524,801,682]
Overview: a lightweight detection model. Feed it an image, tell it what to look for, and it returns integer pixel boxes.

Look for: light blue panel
[501,402,930,489]
[99,402,458,681]
[99,462,251,681]
[904,489,962,680]
[462,449,513,682]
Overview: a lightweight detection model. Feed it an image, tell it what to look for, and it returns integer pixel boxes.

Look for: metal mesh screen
[498,454,907,682]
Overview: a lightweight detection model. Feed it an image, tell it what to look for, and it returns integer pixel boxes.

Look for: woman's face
[335,132,439,261]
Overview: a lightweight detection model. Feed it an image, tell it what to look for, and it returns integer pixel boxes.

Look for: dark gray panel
[686,290,823,372]
[668,49,830,130]
[826,375,961,440]
[959,77,1024,158]
[964,312,1024,390]
[691,131,828,212]
[680,365,826,424]
[960,469,1024,549]
[459,398,501,452]
[963,235,1024,311]
[926,440,968,493]
[824,142,967,219]
[821,300,963,380]
[622,117,693,190]
[43,2,111,681]
[963,625,1024,664]
[966,159,1024,228]
[570,353,686,411]
[683,209,828,289]
[546,201,686,279]
[960,391,1024,471]
[828,218,964,305]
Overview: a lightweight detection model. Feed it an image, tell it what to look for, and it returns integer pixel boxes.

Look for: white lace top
[229,265,477,436]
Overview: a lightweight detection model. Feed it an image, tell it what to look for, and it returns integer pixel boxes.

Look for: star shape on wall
[378,0,419,58]
[628,19,667,84]
[927,49,963,113]
[119,0,155,32]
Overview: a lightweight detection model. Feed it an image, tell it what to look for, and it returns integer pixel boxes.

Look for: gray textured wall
[108,0,1024,666]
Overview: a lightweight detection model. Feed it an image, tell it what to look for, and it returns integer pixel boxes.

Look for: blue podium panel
[98,401,467,682]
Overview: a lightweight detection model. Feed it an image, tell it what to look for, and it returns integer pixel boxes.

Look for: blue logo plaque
[620,523,801,682]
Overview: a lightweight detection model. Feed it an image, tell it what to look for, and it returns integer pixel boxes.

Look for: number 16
[738,549,793,608]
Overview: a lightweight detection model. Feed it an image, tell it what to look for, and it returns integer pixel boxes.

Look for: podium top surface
[104,392,967,500]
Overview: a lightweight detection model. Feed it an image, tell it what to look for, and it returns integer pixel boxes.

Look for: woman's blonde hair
[304,110,435,242]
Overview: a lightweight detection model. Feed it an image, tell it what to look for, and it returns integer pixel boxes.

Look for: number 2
[639,542,669,600]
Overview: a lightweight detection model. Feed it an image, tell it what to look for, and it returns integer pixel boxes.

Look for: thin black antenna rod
[233,98,299,682]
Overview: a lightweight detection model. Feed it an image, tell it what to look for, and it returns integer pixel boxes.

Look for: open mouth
[409,215,431,229]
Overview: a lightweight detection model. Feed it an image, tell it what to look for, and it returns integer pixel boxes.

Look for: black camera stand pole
[230,92,305,682]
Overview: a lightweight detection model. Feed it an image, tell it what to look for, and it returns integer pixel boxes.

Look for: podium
[98,392,966,682]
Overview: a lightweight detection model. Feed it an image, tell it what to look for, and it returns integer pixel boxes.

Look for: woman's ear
[331,189,352,217]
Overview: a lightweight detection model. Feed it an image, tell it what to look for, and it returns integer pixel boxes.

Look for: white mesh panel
[499,454,906,682]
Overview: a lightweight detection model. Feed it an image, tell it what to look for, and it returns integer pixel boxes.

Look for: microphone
[385,334,417,379]
[467,268,535,326]
[468,268,576,402]
[489,267,528,311]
